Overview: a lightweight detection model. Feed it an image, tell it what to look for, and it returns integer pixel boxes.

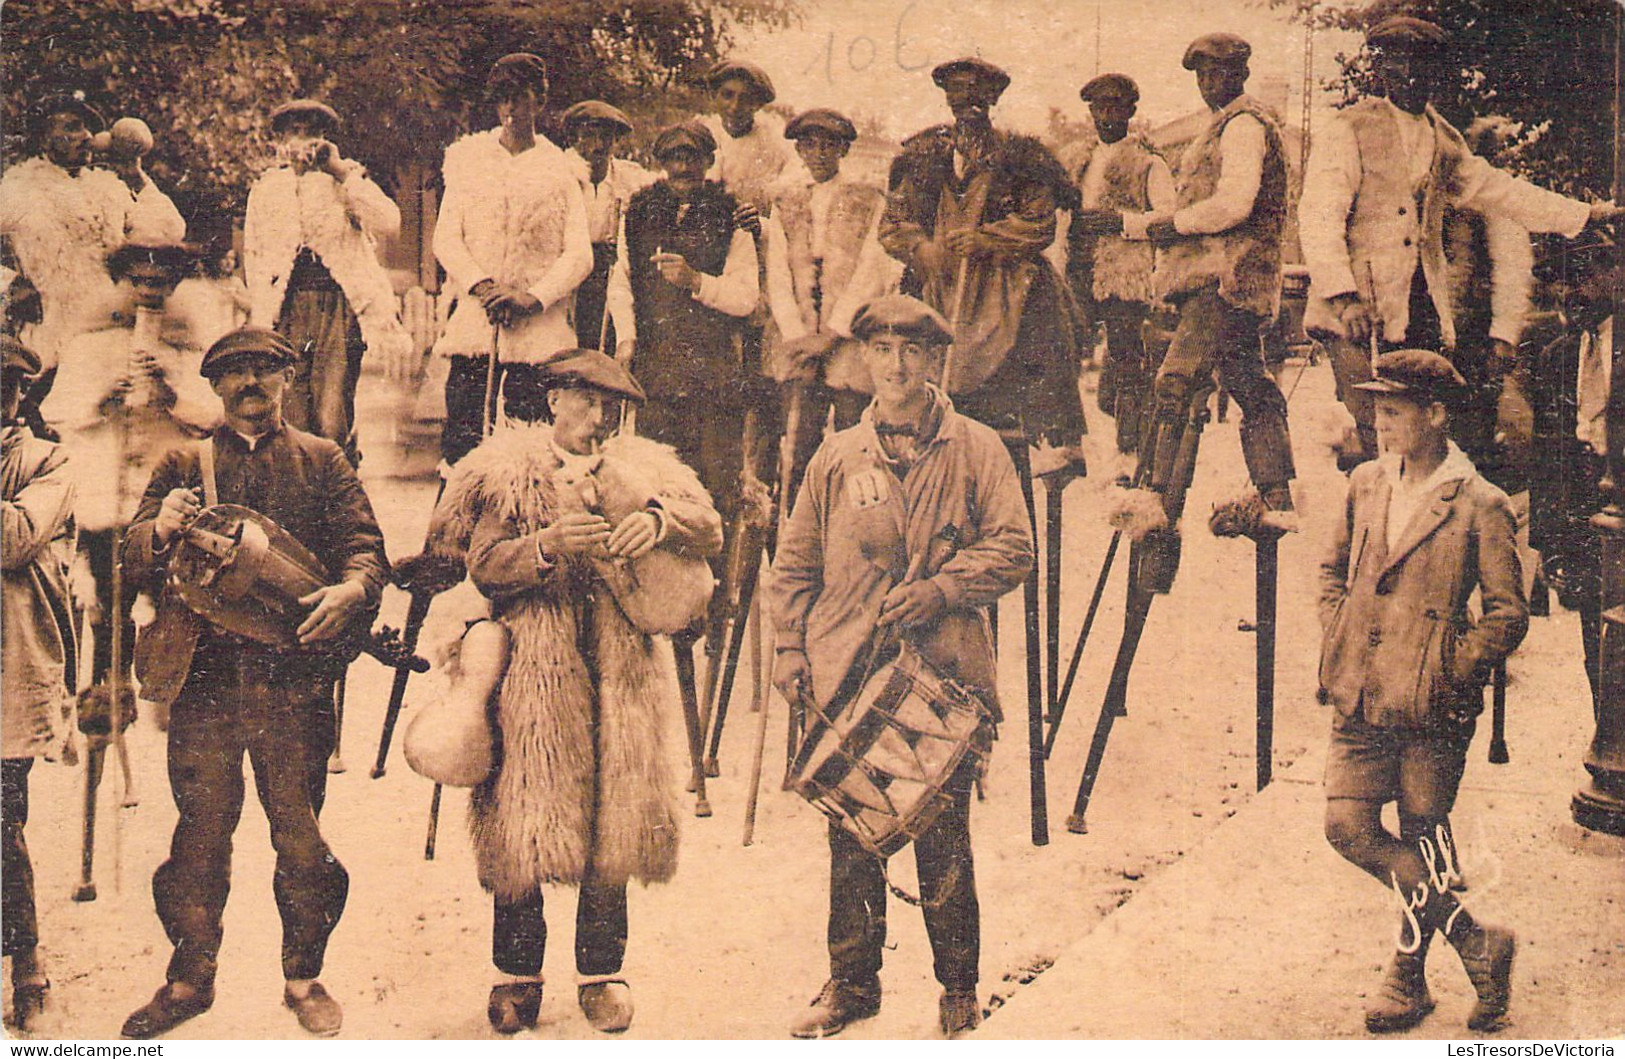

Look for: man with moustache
[561,101,654,353]
[881,58,1087,478]
[434,54,592,465]
[244,99,410,463]
[1300,15,1625,470]
[1066,73,1176,474]
[119,327,387,1039]
[770,295,1032,1039]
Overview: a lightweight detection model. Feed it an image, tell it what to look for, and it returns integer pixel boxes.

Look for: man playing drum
[769,294,1033,1039]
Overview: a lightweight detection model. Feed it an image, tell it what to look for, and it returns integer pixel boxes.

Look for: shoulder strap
[196,436,218,507]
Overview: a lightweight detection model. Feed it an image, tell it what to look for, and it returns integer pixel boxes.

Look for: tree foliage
[1262,0,1618,200]
[2,0,799,246]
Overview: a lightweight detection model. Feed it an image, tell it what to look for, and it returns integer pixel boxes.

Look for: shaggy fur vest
[244,166,411,366]
[429,425,705,896]
[0,159,155,368]
[1157,96,1287,319]
[1443,207,1532,350]
[1074,135,1159,304]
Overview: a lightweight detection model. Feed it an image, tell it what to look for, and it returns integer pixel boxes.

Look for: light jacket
[426,423,723,895]
[2,424,77,760]
[243,162,411,366]
[1301,97,1590,348]
[432,129,592,364]
[1317,443,1528,728]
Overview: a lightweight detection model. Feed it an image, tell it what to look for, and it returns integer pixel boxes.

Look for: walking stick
[1255,533,1279,791]
[1008,439,1049,847]
[1044,529,1121,758]
[742,589,773,846]
[1488,661,1510,764]
[1045,481,1063,716]
[328,673,347,774]
[425,782,444,860]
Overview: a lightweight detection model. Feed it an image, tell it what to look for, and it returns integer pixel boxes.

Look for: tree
[2,0,799,251]
[1262,0,1617,200]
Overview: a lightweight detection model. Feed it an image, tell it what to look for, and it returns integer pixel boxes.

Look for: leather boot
[1364,953,1434,1033]
[1456,924,1516,1032]
[790,977,881,1039]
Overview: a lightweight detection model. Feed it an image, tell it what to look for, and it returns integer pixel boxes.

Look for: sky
[730,0,1364,139]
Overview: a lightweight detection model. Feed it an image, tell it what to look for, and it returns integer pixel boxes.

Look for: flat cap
[1079,73,1140,105]
[705,60,776,104]
[269,99,340,136]
[652,121,717,159]
[200,327,297,379]
[785,108,857,143]
[1,336,42,379]
[540,348,646,404]
[90,116,155,158]
[487,53,549,95]
[32,92,105,136]
[851,295,954,347]
[561,100,633,135]
[1182,33,1253,69]
[931,57,1011,100]
[106,240,199,282]
[1366,15,1450,48]
[1353,349,1467,403]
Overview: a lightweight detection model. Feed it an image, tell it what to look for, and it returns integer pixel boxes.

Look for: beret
[851,295,954,346]
[705,60,776,104]
[652,121,718,159]
[1079,73,1140,105]
[33,92,105,136]
[1353,349,1467,402]
[1,336,42,379]
[1367,15,1450,47]
[487,53,549,94]
[1182,33,1253,69]
[90,116,155,158]
[200,327,297,379]
[106,240,199,281]
[540,348,646,404]
[931,57,1011,99]
[785,108,857,143]
[269,99,340,136]
[561,100,633,135]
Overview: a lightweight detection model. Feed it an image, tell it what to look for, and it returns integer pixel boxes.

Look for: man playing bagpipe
[119,327,388,1039]
[770,295,1033,1039]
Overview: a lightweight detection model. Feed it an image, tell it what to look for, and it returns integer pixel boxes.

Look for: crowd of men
[2,11,1623,1042]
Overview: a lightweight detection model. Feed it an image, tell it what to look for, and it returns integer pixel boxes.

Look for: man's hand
[778,332,837,382]
[943,228,996,258]
[772,648,812,705]
[913,239,948,276]
[877,580,946,628]
[1331,292,1376,343]
[479,284,543,327]
[539,512,613,557]
[732,203,761,236]
[1586,201,1625,227]
[1144,219,1180,245]
[606,511,660,559]
[154,487,202,545]
[1496,371,1535,456]
[652,252,702,293]
[1071,208,1124,238]
[297,579,367,644]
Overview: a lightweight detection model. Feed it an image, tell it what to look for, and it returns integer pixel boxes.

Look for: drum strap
[196,437,218,507]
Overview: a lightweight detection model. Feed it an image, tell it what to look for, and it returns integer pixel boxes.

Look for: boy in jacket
[1318,350,1527,1034]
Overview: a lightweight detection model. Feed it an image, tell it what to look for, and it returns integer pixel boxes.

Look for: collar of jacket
[855,384,962,458]
[214,418,286,452]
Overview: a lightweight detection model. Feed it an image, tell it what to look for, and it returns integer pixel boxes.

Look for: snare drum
[786,646,994,858]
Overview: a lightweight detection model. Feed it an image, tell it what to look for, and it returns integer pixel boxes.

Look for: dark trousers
[827,766,979,990]
[2,759,36,958]
[1157,290,1296,490]
[81,528,137,687]
[1092,297,1153,455]
[492,879,629,978]
[441,357,550,465]
[279,288,365,466]
[152,656,343,988]
[574,244,618,351]
[781,382,868,519]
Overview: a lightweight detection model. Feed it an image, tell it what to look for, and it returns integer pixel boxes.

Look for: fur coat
[432,130,592,365]
[0,158,184,369]
[427,424,723,896]
[243,164,412,367]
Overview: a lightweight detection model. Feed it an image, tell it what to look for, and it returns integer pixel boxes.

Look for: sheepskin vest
[1301,100,1478,348]
[430,425,704,895]
[244,166,411,366]
[776,178,884,334]
[1157,95,1287,319]
[0,159,131,368]
[624,180,743,397]
[1076,136,1159,304]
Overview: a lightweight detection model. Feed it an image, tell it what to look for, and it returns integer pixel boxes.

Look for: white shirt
[1381,440,1476,552]
[1174,113,1267,236]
